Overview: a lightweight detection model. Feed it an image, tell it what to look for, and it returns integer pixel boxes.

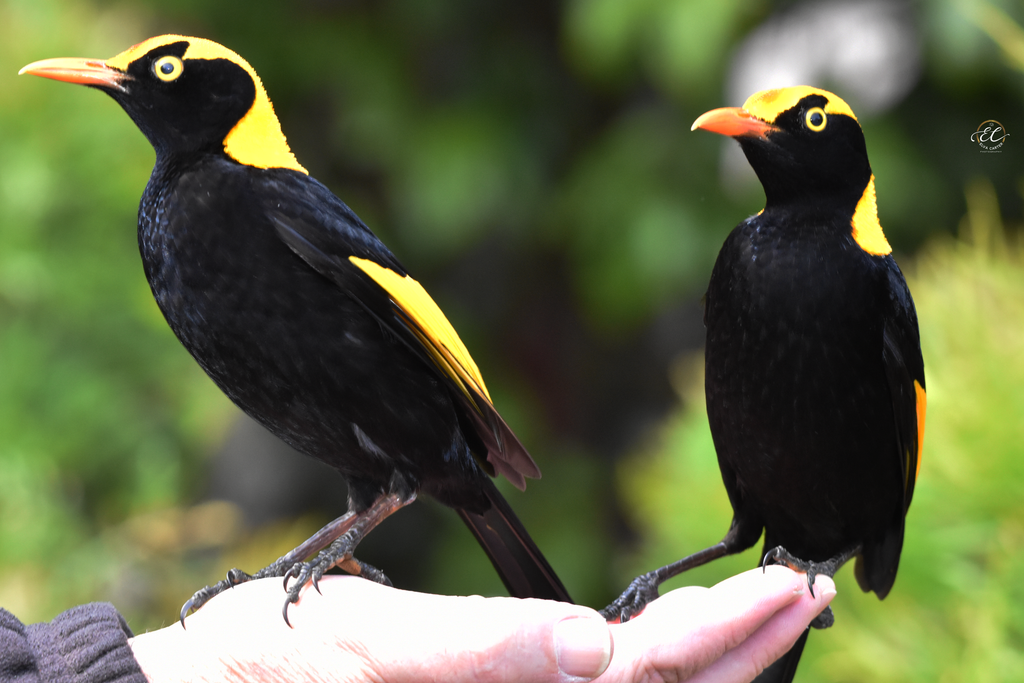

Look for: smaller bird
[20,36,571,623]
[601,87,925,682]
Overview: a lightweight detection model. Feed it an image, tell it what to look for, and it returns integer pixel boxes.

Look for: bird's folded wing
[262,173,538,488]
[881,262,926,512]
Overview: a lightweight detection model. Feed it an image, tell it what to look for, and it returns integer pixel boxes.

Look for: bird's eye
[805,107,827,132]
[153,56,183,82]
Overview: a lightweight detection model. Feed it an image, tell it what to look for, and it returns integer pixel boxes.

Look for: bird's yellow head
[20,35,306,174]
[692,86,889,256]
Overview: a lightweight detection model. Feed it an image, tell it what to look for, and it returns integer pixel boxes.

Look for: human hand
[604,565,834,683]
[129,566,833,683]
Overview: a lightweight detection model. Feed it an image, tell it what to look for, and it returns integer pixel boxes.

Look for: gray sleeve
[1,604,146,683]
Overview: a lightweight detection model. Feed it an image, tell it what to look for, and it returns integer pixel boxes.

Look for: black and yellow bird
[601,87,925,681]
[20,35,571,620]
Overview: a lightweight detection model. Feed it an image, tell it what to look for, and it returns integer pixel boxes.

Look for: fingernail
[554,616,612,680]
[814,574,837,599]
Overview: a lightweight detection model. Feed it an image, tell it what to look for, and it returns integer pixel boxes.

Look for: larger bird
[20,35,571,619]
[602,87,925,681]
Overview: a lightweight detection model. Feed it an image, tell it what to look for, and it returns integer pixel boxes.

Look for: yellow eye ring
[805,107,827,132]
[153,55,183,82]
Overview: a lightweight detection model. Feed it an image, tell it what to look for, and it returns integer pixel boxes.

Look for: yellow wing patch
[349,257,492,406]
[106,35,307,175]
[742,86,857,124]
[914,380,926,478]
[851,175,892,256]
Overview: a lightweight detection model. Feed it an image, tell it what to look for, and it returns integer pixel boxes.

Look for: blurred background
[1,0,1022,679]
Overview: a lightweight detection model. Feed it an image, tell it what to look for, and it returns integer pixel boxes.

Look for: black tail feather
[458,477,573,603]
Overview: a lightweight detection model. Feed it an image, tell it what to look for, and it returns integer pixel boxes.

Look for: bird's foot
[762,545,829,594]
[337,557,393,587]
[180,493,409,627]
[811,605,834,629]
[179,552,391,628]
[599,571,661,623]
[599,542,734,623]
[180,556,317,625]
[762,546,838,630]
[180,567,256,625]
[280,531,392,626]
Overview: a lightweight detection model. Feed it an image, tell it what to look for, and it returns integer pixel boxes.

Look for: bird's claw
[179,568,255,627]
[178,598,195,628]
[282,563,300,591]
[762,546,838,629]
[599,571,661,623]
[280,555,334,626]
[762,546,821,595]
[181,539,392,628]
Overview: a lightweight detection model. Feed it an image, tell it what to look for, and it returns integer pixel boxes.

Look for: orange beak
[691,107,776,139]
[19,57,129,92]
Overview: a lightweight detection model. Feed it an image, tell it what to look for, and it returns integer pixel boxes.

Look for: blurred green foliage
[0,0,239,624]
[0,4,1022,680]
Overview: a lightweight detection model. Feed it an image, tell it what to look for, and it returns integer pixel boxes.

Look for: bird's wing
[881,259,926,513]
[258,171,538,489]
[857,258,926,598]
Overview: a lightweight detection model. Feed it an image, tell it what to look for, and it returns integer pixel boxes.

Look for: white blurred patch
[719,0,921,193]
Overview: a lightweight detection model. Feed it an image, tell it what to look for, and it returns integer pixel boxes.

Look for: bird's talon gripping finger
[179,573,244,626]
[179,598,195,628]
[599,572,661,623]
[282,598,294,628]
[762,546,820,594]
[344,558,394,587]
[282,563,301,591]
[761,546,783,569]
[296,563,312,588]
[226,568,252,587]
[281,566,311,628]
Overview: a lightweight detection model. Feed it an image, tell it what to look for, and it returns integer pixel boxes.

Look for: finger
[601,566,823,683]
[289,576,613,683]
[687,572,836,683]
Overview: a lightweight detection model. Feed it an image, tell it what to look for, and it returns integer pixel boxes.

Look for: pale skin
[129,566,834,683]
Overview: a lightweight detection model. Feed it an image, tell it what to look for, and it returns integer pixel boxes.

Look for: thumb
[291,576,612,683]
[360,589,613,683]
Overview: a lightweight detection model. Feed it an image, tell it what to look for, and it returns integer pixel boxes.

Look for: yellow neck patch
[106,35,307,174]
[348,257,492,407]
[851,175,891,255]
[742,86,857,124]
